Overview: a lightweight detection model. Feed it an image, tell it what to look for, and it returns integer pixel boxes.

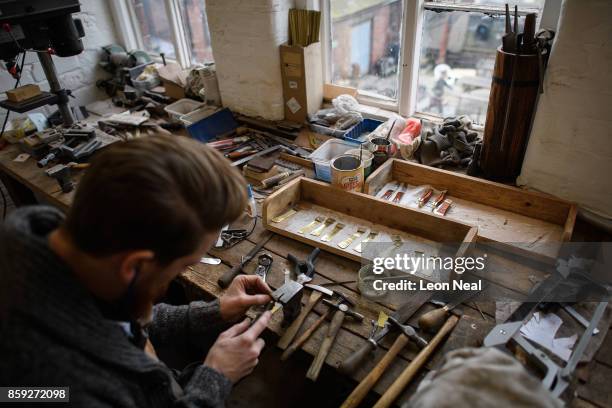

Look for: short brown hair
[64,135,247,264]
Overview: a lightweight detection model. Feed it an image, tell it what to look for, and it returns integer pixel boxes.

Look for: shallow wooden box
[364,159,577,260]
[262,177,477,281]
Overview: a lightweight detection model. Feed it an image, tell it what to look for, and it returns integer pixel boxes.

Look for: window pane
[330,0,404,101]
[426,0,544,9]
[178,0,214,65]
[131,0,176,59]
[416,9,530,124]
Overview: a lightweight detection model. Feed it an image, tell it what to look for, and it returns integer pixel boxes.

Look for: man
[0,135,273,407]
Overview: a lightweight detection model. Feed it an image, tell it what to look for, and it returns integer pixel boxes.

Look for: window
[324,0,556,124]
[178,0,214,65]
[329,0,404,101]
[110,0,214,68]
[131,0,177,59]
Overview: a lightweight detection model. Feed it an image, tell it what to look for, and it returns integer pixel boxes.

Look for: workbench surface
[1,136,611,408]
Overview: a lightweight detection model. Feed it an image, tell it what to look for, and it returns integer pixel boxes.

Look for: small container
[343,118,384,143]
[165,98,205,121]
[179,106,220,127]
[330,154,364,193]
[309,138,360,182]
[346,148,374,178]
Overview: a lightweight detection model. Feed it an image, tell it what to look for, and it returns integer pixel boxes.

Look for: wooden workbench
[1,135,611,408]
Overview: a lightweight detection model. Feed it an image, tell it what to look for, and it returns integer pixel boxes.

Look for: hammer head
[388,316,427,349]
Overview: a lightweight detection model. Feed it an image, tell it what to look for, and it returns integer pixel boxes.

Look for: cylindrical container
[346,148,374,178]
[330,154,364,193]
[480,47,540,181]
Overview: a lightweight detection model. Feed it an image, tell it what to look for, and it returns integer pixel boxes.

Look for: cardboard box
[6,84,41,102]
[280,42,323,124]
[157,63,188,100]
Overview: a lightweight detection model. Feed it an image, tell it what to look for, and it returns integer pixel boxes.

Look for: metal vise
[272,280,304,327]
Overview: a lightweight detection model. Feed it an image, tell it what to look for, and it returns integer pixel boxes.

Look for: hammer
[306,296,364,381]
[277,283,333,350]
[340,318,427,408]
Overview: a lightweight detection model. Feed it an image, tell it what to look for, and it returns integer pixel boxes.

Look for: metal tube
[37,52,74,126]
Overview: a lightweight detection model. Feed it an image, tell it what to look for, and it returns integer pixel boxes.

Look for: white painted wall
[0,0,118,120]
[518,0,612,220]
[206,0,294,120]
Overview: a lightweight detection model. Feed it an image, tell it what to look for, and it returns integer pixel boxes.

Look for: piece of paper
[286,97,301,114]
[13,153,30,162]
[520,312,577,361]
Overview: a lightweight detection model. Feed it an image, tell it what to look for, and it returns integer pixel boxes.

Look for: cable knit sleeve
[174,365,232,408]
[148,300,226,347]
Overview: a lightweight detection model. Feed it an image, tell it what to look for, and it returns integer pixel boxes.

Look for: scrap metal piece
[338,228,366,249]
[417,188,433,207]
[433,199,452,216]
[392,183,406,203]
[321,222,345,242]
[298,216,325,235]
[272,207,298,223]
[310,217,335,237]
[354,231,379,253]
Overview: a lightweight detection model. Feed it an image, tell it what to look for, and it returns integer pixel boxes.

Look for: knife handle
[338,339,376,375]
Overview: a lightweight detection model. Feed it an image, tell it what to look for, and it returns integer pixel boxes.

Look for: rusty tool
[340,317,428,408]
[277,284,334,350]
[338,291,432,375]
[306,297,364,381]
[288,247,320,284]
[373,315,460,408]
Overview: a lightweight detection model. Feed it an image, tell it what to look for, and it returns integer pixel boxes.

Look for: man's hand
[203,311,271,383]
[219,275,273,321]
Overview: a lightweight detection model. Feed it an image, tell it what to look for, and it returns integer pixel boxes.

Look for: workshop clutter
[418,115,479,170]
[308,94,363,137]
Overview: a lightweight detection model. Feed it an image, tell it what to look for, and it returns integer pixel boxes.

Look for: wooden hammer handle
[373,315,460,408]
[277,291,322,350]
[306,309,345,381]
[340,333,410,408]
[338,339,376,375]
[281,309,330,361]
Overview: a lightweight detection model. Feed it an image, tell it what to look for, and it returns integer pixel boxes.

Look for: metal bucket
[330,154,364,193]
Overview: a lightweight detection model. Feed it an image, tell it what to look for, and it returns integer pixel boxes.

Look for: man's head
[59,135,246,322]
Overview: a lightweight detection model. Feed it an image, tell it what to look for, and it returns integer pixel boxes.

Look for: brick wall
[0,0,118,123]
[206,0,294,120]
[518,0,612,219]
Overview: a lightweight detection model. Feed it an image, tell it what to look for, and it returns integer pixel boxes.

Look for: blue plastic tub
[187,108,238,142]
[343,118,383,143]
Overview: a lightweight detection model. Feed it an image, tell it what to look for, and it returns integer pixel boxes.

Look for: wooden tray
[262,178,477,281]
[364,159,577,260]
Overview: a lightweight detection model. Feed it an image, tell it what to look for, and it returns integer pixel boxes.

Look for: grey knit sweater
[0,206,232,407]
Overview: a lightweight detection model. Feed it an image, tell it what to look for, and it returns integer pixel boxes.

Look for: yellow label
[377,311,388,327]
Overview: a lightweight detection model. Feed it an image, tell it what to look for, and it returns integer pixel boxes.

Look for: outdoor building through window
[178,0,214,65]
[127,0,214,67]
[330,0,404,101]
[130,0,177,59]
[326,0,546,124]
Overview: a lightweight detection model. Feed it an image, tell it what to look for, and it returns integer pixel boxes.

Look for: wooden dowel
[372,315,459,408]
[281,309,330,361]
[340,333,411,408]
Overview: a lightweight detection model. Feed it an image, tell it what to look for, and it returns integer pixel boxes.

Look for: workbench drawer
[364,159,577,260]
[262,177,477,282]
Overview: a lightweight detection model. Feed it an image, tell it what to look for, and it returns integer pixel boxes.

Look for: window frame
[109,0,208,68]
[321,0,561,119]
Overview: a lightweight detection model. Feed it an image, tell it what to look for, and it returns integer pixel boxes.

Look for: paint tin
[330,154,364,193]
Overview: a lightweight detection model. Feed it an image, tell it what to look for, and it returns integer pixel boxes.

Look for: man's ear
[117,250,155,286]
